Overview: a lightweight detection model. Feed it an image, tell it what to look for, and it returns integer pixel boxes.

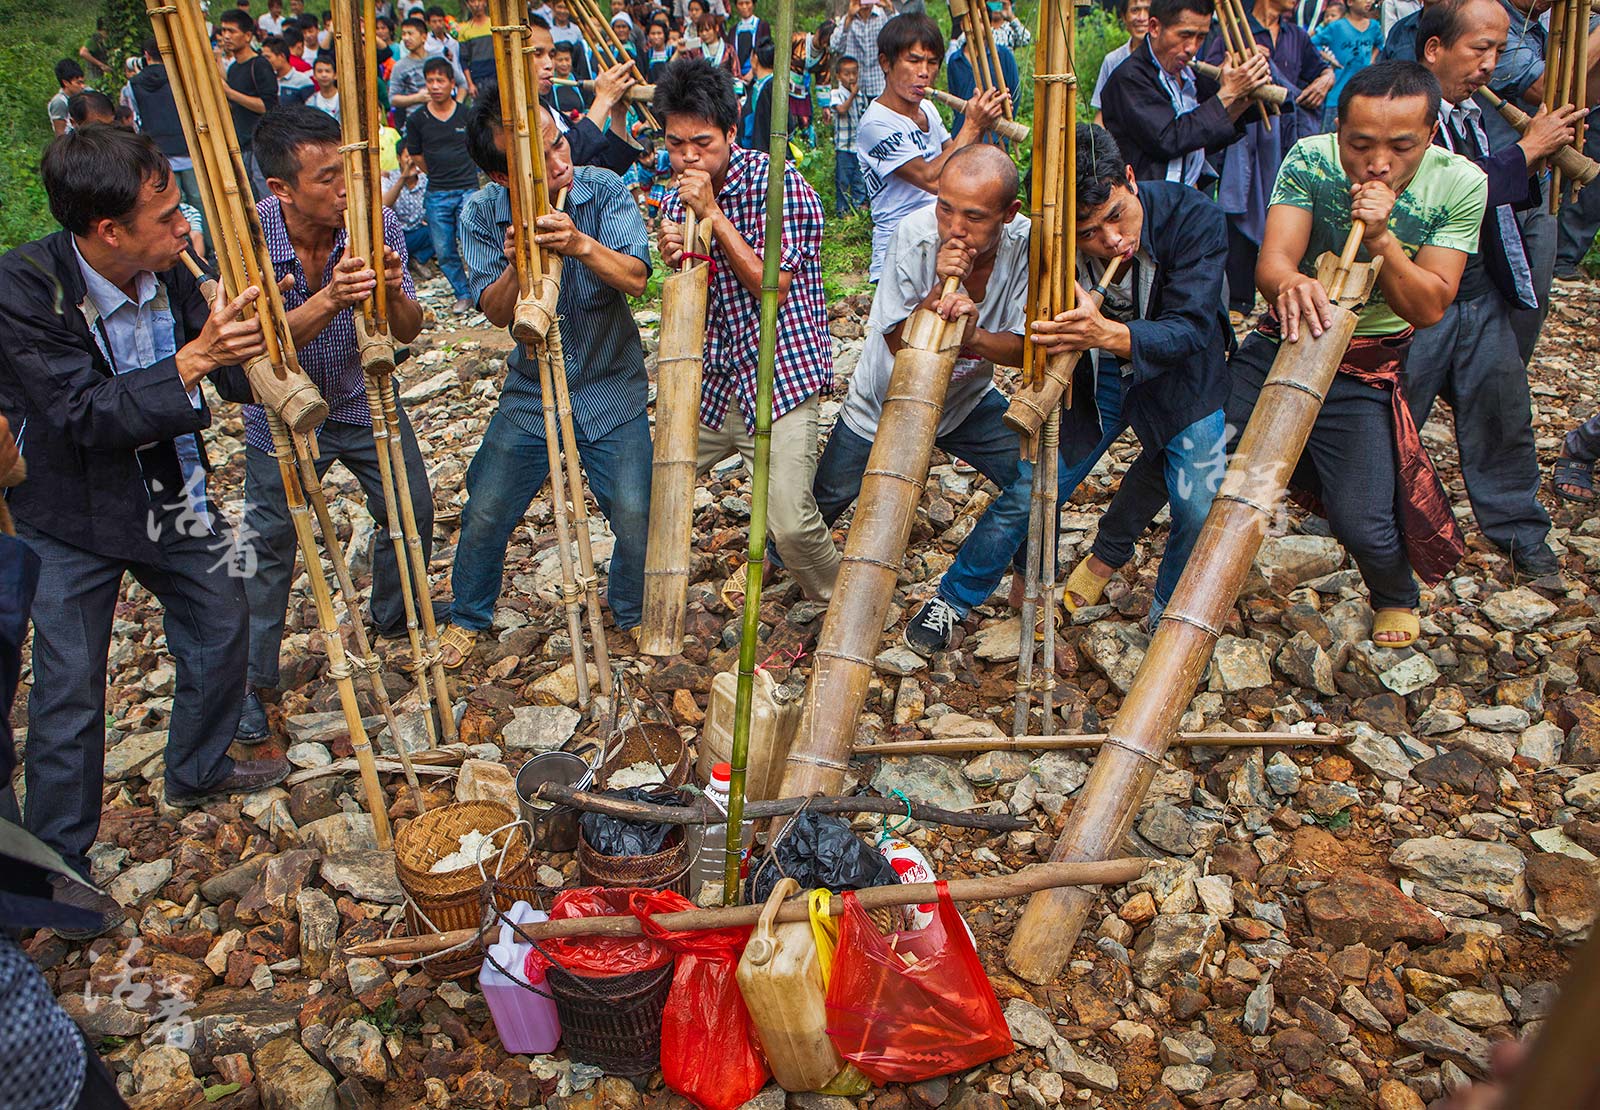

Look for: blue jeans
[450,372,652,629]
[811,389,1025,616]
[834,150,867,216]
[404,222,434,266]
[965,370,1226,614]
[423,187,472,298]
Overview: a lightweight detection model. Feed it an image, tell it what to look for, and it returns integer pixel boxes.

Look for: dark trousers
[243,410,433,689]
[19,520,245,875]
[1513,198,1557,366]
[1227,331,1420,609]
[1555,117,1600,272]
[1404,291,1549,559]
[1225,219,1259,314]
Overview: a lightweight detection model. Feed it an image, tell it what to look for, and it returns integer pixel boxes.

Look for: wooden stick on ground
[345,857,1150,957]
[851,731,1339,756]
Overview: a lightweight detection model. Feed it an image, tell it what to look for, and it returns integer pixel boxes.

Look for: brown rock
[1304,871,1447,949]
[1558,691,1600,765]
[1120,891,1158,925]
[1365,966,1409,1027]
[1268,1028,1325,1073]
[669,687,704,727]
[1526,852,1600,938]
[1408,933,1495,981]
[1275,950,1341,1011]
[1211,841,1261,883]
[1376,1079,1427,1110]
[1170,985,1210,1021]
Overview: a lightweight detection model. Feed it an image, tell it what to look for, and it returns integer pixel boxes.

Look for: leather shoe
[237,688,270,744]
[48,875,126,940]
[1510,541,1560,580]
[166,757,291,808]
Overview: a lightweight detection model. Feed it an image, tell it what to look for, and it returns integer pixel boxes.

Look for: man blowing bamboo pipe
[807,143,1032,657]
[0,126,291,937]
[526,15,645,176]
[1407,0,1579,581]
[238,106,432,742]
[1228,60,1486,649]
[443,100,652,666]
[654,57,839,606]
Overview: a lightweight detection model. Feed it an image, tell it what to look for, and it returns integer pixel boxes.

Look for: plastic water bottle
[690,762,752,897]
[479,901,561,1055]
[874,829,937,930]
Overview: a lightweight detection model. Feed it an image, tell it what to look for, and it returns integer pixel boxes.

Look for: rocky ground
[19,271,1600,1110]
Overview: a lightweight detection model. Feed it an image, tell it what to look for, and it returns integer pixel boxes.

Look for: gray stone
[1325,597,1375,643]
[1264,752,1303,796]
[1344,723,1423,782]
[1256,535,1346,591]
[1436,990,1512,1028]
[735,1087,787,1110]
[501,704,581,752]
[285,742,332,769]
[1569,771,1600,813]
[1045,1038,1119,1092]
[1450,728,1517,769]
[300,812,379,854]
[1479,587,1558,632]
[1241,980,1273,1034]
[185,996,301,1058]
[1518,721,1567,770]
[1131,913,1221,988]
[297,888,338,978]
[345,957,389,999]
[1159,1031,1216,1067]
[1389,837,1528,911]
[1467,705,1531,732]
[870,756,977,814]
[1032,752,1089,796]
[1002,999,1057,1049]
[1161,1064,1212,1095]
[132,1045,202,1104]
[1080,623,1149,694]
[1396,1010,1493,1077]
[326,1018,388,1082]
[104,731,168,781]
[285,711,375,744]
[874,646,927,677]
[1138,803,1195,856]
[1208,635,1274,692]
[1341,984,1392,1033]
[107,859,172,905]
[969,616,1026,662]
[1379,652,1442,696]
[320,850,403,904]
[1194,874,1235,917]
[1277,631,1337,696]
[255,1035,338,1110]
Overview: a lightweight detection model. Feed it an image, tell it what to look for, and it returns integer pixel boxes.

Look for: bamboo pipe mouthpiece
[1478,87,1600,186]
[925,88,1030,142]
[1004,254,1127,438]
[559,77,657,103]
[1190,60,1288,107]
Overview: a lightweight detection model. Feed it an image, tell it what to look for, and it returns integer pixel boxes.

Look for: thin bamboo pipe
[1006,256,1125,438]
[551,77,658,102]
[727,0,797,903]
[1022,0,1049,388]
[1216,0,1273,127]
[1477,88,1600,186]
[1005,223,1376,984]
[346,858,1151,956]
[852,731,1339,755]
[775,274,966,816]
[926,90,1030,142]
[566,0,661,129]
[1502,931,1600,1108]
[1191,60,1287,106]
[1012,440,1046,733]
[639,211,713,656]
[539,783,1030,831]
[1038,409,1060,731]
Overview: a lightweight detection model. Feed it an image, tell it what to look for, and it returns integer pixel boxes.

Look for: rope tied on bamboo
[337,141,368,153]
[1034,72,1078,84]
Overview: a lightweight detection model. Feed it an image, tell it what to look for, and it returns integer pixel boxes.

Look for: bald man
[809,143,1033,656]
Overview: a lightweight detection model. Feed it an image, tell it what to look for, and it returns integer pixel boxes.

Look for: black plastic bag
[745,811,901,904]
[579,787,688,857]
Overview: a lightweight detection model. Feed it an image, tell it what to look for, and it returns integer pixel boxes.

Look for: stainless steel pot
[515,750,590,853]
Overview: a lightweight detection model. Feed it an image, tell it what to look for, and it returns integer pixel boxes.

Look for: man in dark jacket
[1407,0,1580,578]
[0,127,289,936]
[1101,0,1268,187]
[529,16,643,176]
[1029,124,1231,624]
[128,37,203,214]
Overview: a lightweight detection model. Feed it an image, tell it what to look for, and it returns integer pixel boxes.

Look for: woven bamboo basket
[545,959,675,1082]
[577,826,690,895]
[596,722,689,790]
[395,801,536,978]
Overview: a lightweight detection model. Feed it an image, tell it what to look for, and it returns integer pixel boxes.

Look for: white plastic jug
[479,901,561,1055]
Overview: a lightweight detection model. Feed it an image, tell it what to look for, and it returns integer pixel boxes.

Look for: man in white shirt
[857,13,1004,280]
[258,0,287,37]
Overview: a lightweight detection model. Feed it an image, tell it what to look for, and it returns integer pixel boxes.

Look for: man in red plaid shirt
[655,57,840,603]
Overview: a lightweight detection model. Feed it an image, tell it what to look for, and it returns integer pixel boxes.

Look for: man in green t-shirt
[1227,60,1487,650]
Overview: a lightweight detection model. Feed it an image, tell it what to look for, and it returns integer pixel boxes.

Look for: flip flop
[1372,608,1420,648]
[1061,557,1113,614]
[1552,454,1596,504]
[439,624,479,670]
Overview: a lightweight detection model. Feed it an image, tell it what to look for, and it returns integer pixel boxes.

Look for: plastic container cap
[711,762,732,789]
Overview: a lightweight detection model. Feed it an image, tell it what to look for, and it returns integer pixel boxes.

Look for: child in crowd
[310,56,341,119]
[550,42,590,117]
[1311,0,1380,129]
[827,53,867,216]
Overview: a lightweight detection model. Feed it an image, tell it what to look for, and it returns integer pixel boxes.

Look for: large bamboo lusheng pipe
[774,276,967,815]
[1502,931,1600,1107]
[1004,256,1124,442]
[551,76,658,103]
[948,0,1013,122]
[1005,224,1379,983]
[925,89,1031,142]
[1477,87,1600,187]
[1191,60,1288,106]
[345,857,1150,957]
[726,0,797,903]
[564,0,662,130]
[639,211,714,657]
[1213,0,1274,128]
[1542,0,1590,210]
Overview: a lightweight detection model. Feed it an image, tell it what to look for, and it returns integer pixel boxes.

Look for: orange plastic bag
[823,882,1013,1083]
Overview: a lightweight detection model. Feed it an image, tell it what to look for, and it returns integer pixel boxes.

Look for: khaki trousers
[697,392,840,601]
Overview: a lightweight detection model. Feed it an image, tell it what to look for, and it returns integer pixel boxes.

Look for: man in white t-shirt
[811,144,1032,656]
[856,13,1005,280]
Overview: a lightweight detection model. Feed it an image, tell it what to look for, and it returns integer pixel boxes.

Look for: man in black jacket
[529,15,644,176]
[1029,124,1231,624]
[0,127,290,936]
[1100,0,1268,188]
[128,37,203,214]
[1408,0,1579,578]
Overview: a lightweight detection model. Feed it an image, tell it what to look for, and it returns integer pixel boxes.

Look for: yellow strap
[807,888,838,985]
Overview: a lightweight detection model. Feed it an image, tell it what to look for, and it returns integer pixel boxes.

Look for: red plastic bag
[631,889,769,1110]
[524,887,672,979]
[823,881,1013,1083]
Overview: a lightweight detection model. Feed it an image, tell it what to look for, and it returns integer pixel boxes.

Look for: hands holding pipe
[1516,102,1585,170]
[1350,180,1398,250]
[1217,48,1272,115]
[1029,280,1132,359]
[176,281,267,388]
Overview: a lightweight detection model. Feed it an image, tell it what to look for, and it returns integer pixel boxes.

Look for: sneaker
[236,687,269,744]
[904,596,961,657]
[166,757,291,808]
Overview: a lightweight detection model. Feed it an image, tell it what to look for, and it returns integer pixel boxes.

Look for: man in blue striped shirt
[443,98,653,666]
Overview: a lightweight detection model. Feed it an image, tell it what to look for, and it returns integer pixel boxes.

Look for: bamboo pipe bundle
[346,857,1150,957]
[1543,0,1590,209]
[1191,60,1288,106]
[925,89,1030,142]
[947,0,1014,121]
[773,278,967,809]
[551,76,658,103]
[150,0,395,844]
[1005,223,1380,984]
[639,212,714,657]
[1005,255,1123,439]
[1477,88,1600,186]
[145,1,327,434]
[564,0,662,130]
[1213,0,1274,128]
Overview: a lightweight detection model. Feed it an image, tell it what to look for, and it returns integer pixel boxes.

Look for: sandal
[438,624,478,670]
[1552,454,1596,504]
[1372,608,1420,648]
[1061,556,1113,614]
[720,562,749,611]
